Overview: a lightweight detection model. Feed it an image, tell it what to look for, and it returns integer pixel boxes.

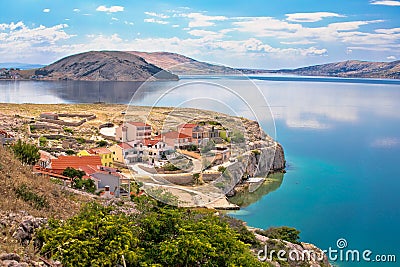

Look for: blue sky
[0,0,399,68]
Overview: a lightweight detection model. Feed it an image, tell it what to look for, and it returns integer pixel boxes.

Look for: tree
[11,139,40,165]
[62,167,85,179]
[218,166,226,173]
[96,140,108,147]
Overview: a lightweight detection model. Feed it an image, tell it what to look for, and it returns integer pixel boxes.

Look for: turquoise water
[229,82,400,266]
[1,77,399,266]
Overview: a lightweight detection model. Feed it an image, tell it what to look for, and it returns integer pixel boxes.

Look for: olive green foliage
[192,172,201,185]
[256,226,301,244]
[36,203,140,266]
[11,139,40,165]
[39,136,48,147]
[200,140,215,154]
[76,137,85,144]
[62,167,85,179]
[163,162,180,171]
[36,200,268,267]
[63,127,73,134]
[15,184,49,210]
[231,131,245,143]
[96,140,108,147]
[65,149,75,155]
[185,144,198,152]
[217,166,226,173]
[73,178,96,193]
[62,167,96,193]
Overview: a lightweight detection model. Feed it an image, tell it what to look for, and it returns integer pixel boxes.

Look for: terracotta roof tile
[51,156,102,171]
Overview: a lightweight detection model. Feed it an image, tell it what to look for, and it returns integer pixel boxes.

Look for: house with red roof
[78,147,113,167]
[48,155,102,174]
[157,131,192,149]
[177,123,219,145]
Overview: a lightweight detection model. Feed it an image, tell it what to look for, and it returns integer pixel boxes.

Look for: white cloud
[96,5,124,13]
[180,13,227,27]
[73,8,80,12]
[144,18,169,25]
[187,29,224,39]
[0,22,73,63]
[371,137,400,148]
[280,40,316,45]
[370,0,400,6]
[387,55,396,60]
[43,8,50,13]
[124,21,134,26]
[375,27,400,34]
[144,12,170,19]
[285,12,344,23]
[172,24,180,28]
[111,17,119,21]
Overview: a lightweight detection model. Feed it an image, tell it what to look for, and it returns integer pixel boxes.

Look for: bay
[1,76,399,266]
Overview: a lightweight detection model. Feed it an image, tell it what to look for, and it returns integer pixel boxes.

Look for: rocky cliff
[35,51,178,81]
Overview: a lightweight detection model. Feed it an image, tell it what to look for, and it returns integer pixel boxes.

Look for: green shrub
[256,226,301,244]
[163,163,180,171]
[62,167,85,179]
[75,137,85,144]
[15,184,49,210]
[11,139,40,165]
[96,140,108,147]
[218,166,226,173]
[39,136,47,147]
[36,202,266,266]
[63,127,73,134]
[65,149,75,155]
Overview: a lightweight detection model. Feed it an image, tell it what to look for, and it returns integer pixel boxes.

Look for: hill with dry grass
[129,51,239,75]
[0,145,91,254]
[34,51,178,81]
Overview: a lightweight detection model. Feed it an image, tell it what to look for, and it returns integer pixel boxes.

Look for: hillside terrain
[129,51,239,75]
[2,51,399,80]
[266,60,400,79]
[33,51,178,81]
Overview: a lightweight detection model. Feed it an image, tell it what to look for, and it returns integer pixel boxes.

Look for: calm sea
[1,76,399,266]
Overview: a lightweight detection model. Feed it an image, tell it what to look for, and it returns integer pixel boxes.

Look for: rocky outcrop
[254,233,332,267]
[35,51,179,81]
[0,211,47,246]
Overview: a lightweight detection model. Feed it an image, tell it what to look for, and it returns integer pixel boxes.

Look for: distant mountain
[259,60,400,79]
[0,63,45,70]
[128,51,239,75]
[34,51,178,81]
